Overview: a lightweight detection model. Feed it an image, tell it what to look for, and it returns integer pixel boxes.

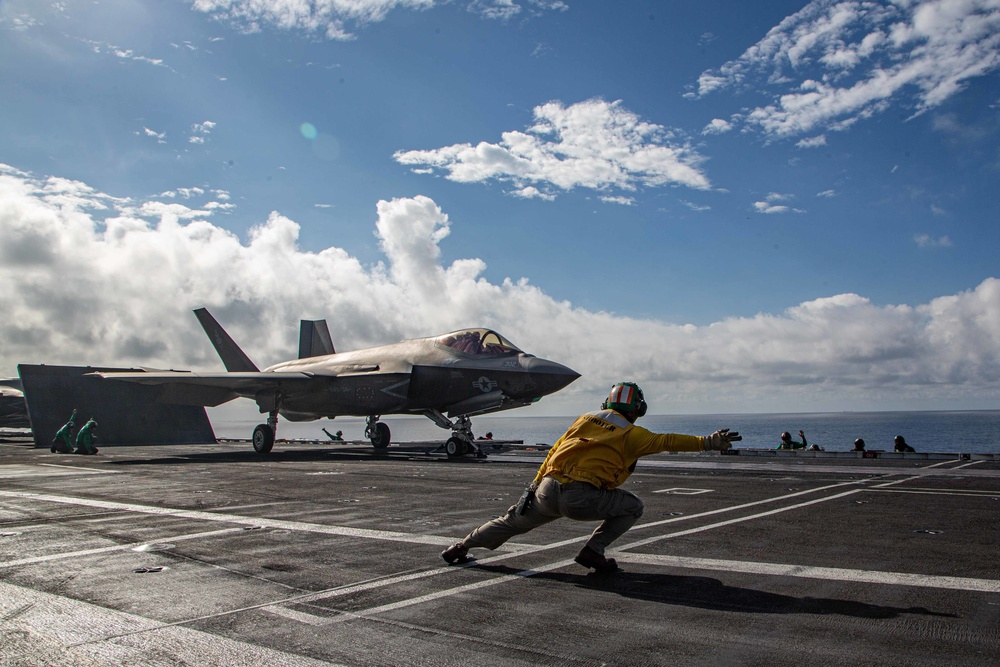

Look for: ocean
[211,410,1000,455]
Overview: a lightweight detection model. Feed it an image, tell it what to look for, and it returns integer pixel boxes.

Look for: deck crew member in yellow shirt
[441,382,741,573]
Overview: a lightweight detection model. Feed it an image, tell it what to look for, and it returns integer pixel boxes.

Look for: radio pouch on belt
[515,485,536,515]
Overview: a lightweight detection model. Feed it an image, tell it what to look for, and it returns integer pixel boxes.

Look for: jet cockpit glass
[437,329,522,356]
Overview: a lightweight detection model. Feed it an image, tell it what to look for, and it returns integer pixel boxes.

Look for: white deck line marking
[38,463,113,472]
[619,554,1000,593]
[618,457,1000,478]
[618,488,864,549]
[264,605,332,626]
[870,486,1000,495]
[924,459,960,469]
[0,490,453,546]
[868,470,934,488]
[0,528,244,568]
[316,559,580,625]
[0,464,114,478]
[633,480,865,531]
[207,501,295,512]
[0,581,339,666]
[653,488,713,494]
[264,591,612,665]
[872,488,1000,497]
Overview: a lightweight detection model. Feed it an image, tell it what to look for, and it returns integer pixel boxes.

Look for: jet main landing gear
[366,416,390,451]
[252,410,278,454]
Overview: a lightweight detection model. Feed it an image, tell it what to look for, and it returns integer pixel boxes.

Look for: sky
[1,0,999,419]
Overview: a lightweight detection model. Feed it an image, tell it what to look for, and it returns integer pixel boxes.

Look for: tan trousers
[462,476,644,555]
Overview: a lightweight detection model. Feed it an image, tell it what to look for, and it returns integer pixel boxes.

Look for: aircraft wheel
[445,437,466,458]
[252,424,275,454]
[370,422,390,450]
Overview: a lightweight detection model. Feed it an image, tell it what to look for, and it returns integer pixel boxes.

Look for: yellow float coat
[533,410,704,490]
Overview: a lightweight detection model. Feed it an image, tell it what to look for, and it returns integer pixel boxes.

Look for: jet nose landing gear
[425,413,484,459]
[445,436,471,457]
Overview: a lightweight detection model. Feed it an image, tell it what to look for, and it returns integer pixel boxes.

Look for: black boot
[441,541,470,564]
[574,546,620,574]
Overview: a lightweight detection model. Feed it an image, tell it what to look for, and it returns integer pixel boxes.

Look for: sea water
[211,410,1000,455]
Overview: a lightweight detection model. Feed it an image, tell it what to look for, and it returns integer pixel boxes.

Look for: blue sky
[1,0,999,417]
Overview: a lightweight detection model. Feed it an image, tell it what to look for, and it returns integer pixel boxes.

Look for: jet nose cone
[521,355,580,395]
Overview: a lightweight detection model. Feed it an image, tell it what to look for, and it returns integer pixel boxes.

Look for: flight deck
[1,437,998,666]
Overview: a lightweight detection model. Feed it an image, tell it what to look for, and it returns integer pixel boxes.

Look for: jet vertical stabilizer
[193,308,260,372]
[299,319,335,359]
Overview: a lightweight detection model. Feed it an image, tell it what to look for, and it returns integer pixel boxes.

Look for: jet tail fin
[298,319,335,359]
[193,308,260,372]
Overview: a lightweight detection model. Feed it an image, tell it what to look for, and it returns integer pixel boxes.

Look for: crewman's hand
[703,429,742,451]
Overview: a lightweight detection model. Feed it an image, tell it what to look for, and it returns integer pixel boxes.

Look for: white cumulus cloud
[702,118,733,135]
[190,0,563,39]
[2,165,1000,414]
[394,99,711,200]
[693,0,1000,140]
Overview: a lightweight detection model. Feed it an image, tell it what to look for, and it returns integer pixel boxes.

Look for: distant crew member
[478,432,494,440]
[322,428,344,441]
[51,408,78,453]
[893,435,915,452]
[74,418,98,455]
[778,430,807,450]
[853,438,866,452]
[441,382,742,573]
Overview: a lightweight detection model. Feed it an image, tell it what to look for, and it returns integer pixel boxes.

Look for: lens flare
[300,122,318,140]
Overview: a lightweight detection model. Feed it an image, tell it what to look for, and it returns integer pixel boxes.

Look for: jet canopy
[436,329,523,356]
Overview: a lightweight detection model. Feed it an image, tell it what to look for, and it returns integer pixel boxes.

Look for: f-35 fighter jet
[98,308,579,456]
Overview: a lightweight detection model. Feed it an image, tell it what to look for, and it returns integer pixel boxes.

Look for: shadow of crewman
[472,564,955,620]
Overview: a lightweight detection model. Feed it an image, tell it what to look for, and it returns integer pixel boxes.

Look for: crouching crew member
[441,382,741,573]
[74,418,99,455]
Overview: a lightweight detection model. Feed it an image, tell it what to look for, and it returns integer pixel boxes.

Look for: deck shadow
[473,564,957,620]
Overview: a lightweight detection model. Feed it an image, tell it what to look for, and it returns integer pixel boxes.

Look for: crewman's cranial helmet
[602,382,647,417]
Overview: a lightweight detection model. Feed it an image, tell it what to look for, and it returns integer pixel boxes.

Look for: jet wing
[94,370,317,386]
[93,370,322,407]
[93,367,383,408]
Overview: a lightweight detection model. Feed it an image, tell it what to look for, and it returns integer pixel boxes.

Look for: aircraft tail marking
[193,308,260,373]
[298,319,335,359]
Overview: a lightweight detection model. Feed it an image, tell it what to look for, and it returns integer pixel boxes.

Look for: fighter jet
[97,308,579,455]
